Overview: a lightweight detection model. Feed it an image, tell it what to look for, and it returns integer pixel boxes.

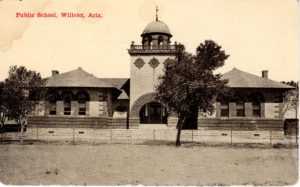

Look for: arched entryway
[130,93,168,127]
[139,101,167,124]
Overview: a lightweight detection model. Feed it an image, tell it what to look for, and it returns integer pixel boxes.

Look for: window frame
[220,102,229,117]
[49,101,57,115]
[252,102,261,117]
[63,96,72,115]
[236,102,245,117]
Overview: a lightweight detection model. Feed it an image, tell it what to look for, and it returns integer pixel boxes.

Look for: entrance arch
[130,93,168,124]
[139,102,167,124]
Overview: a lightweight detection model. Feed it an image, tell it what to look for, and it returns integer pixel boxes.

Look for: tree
[156,40,229,146]
[5,66,45,141]
[282,81,298,119]
[0,81,10,132]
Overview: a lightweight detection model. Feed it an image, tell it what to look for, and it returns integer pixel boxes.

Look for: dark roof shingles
[222,68,293,89]
[46,67,128,88]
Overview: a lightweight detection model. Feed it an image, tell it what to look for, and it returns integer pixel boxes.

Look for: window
[253,102,261,117]
[236,102,245,117]
[98,92,106,101]
[78,95,86,115]
[220,102,229,117]
[158,35,163,47]
[49,101,56,115]
[78,103,86,115]
[47,91,58,115]
[64,96,71,115]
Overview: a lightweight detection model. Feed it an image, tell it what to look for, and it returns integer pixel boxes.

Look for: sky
[0,0,298,82]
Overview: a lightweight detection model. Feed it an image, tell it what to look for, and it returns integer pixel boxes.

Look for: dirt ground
[0,143,298,185]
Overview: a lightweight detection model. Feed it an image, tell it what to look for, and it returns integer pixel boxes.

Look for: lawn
[0,143,298,185]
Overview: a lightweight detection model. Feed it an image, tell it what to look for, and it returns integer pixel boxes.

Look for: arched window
[158,35,163,47]
[250,91,265,117]
[76,91,90,116]
[252,102,261,117]
[78,94,86,115]
[62,91,73,115]
[47,90,59,115]
[148,36,153,49]
[63,95,72,115]
[142,38,148,46]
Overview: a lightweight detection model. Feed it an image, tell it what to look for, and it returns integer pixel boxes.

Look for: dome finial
[155,6,159,21]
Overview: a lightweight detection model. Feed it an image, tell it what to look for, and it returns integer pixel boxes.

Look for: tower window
[158,35,163,46]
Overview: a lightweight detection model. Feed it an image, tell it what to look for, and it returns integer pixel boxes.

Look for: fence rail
[0,127,298,147]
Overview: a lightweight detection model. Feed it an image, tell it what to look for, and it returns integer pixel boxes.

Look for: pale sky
[0,0,298,82]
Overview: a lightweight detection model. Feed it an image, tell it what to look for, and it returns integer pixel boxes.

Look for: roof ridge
[45,68,116,88]
[222,68,294,88]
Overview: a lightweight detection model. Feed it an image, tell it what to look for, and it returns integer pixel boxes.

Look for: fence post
[110,129,112,144]
[230,125,233,146]
[72,127,75,144]
[131,130,133,145]
[36,127,39,141]
[269,129,272,148]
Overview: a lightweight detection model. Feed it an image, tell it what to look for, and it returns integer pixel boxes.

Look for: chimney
[262,70,268,79]
[52,70,59,76]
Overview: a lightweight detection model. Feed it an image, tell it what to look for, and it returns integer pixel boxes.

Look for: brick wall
[71,101,78,115]
[244,102,252,117]
[229,102,236,117]
[167,117,178,129]
[57,101,64,115]
[265,103,283,118]
[27,116,127,129]
[198,118,284,131]
[2,128,291,145]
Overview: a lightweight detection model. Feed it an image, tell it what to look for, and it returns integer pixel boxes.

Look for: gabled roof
[99,78,129,89]
[45,67,114,88]
[222,68,294,89]
[117,90,129,100]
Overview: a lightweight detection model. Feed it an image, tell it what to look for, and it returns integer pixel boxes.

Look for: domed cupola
[140,7,172,47]
[141,20,172,37]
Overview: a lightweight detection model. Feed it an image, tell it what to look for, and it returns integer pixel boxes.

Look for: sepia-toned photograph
[0,0,298,185]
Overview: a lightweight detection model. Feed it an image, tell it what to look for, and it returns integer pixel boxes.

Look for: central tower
[128,11,179,128]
